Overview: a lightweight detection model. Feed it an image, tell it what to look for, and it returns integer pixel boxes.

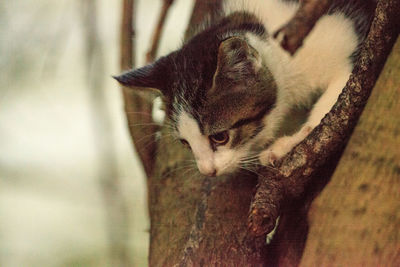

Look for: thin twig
[146,0,175,63]
[120,0,135,70]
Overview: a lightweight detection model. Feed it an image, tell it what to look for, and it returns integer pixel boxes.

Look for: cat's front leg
[260,71,351,166]
[260,125,312,165]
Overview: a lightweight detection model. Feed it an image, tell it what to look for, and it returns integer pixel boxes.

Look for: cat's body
[116,0,375,177]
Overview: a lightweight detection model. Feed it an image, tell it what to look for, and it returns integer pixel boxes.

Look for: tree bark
[148,1,269,265]
[120,0,157,178]
[119,0,400,265]
[148,136,267,265]
[300,35,400,267]
[248,0,400,238]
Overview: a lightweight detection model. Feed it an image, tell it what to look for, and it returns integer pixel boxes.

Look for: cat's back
[224,0,374,89]
[223,0,298,33]
[224,0,374,38]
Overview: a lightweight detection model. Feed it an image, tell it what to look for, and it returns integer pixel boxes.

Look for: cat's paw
[259,149,278,166]
[259,136,297,166]
[259,126,313,166]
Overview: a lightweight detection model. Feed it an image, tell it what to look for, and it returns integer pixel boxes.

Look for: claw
[269,152,277,166]
[259,150,278,166]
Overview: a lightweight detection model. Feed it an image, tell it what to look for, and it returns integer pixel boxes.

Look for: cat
[115,0,375,177]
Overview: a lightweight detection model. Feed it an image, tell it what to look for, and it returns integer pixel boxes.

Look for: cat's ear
[215,37,261,82]
[113,59,168,92]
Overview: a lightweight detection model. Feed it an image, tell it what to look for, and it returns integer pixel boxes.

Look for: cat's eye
[209,131,229,146]
[179,139,190,149]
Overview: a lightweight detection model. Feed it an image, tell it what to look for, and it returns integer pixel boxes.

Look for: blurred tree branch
[146,0,175,63]
[274,0,332,55]
[120,0,135,71]
[120,0,175,178]
[184,0,222,40]
[120,0,155,178]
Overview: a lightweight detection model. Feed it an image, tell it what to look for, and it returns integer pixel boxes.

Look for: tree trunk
[118,0,400,265]
[300,36,400,267]
[148,134,267,265]
[147,0,269,265]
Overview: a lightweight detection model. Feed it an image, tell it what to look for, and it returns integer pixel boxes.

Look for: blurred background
[0,0,194,266]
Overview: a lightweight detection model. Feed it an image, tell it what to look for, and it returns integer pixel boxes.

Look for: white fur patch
[177,0,361,172]
[227,0,359,162]
[177,112,216,176]
[177,112,252,176]
[236,0,357,105]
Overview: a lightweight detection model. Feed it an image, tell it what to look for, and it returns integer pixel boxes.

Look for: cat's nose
[203,169,217,177]
[199,167,217,177]
[197,161,217,177]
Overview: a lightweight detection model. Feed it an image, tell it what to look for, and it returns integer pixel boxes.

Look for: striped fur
[115,0,375,176]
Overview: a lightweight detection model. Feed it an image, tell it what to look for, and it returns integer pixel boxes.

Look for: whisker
[247,162,277,173]
[134,133,177,154]
[238,166,265,178]
[160,163,197,179]
[128,123,175,131]
[180,159,197,163]
[134,131,165,145]
[125,111,153,116]
[185,172,201,181]
[180,166,198,178]
[127,119,176,129]
[128,122,160,126]
[240,154,261,162]
[239,155,279,173]
[240,158,260,165]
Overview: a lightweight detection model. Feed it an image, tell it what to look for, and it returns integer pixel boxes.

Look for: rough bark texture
[248,0,400,238]
[148,0,269,265]
[149,133,267,266]
[118,0,400,265]
[300,36,400,267]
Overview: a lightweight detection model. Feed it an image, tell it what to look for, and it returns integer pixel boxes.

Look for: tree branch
[120,0,157,178]
[274,0,332,55]
[300,36,400,266]
[249,0,400,236]
[120,0,176,178]
[146,0,175,63]
[120,0,134,71]
[184,0,223,40]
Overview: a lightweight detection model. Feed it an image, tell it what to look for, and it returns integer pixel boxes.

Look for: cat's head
[115,36,277,176]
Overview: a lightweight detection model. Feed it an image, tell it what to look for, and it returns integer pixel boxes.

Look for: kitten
[115,0,374,177]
